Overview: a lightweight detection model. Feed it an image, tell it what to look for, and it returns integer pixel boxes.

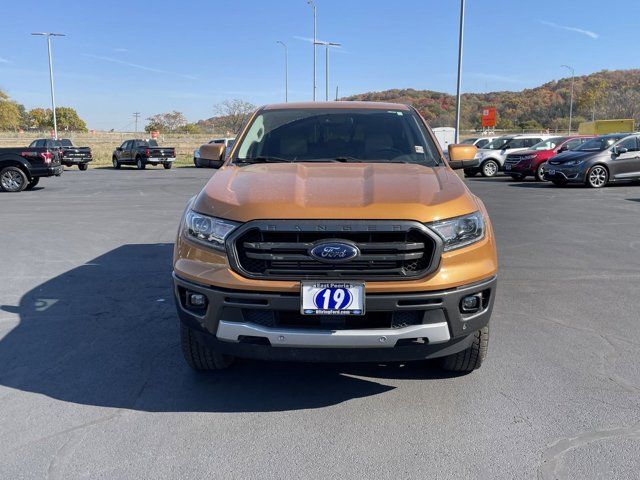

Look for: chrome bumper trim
[216,321,451,348]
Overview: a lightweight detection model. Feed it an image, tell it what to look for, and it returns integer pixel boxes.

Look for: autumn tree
[213,99,256,134]
[145,111,188,133]
[26,107,88,131]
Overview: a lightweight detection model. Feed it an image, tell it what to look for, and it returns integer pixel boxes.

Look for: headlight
[427,211,485,251]
[473,153,483,159]
[194,149,201,158]
[184,210,239,250]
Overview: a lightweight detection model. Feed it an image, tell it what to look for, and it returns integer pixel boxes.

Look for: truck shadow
[0,244,455,413]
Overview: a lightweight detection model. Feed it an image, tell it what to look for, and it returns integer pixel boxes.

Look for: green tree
[145,111,187,133]
[26,107,88,131]
[0,89,22,131]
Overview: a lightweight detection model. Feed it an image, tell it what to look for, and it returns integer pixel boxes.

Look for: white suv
[468,134,552,177]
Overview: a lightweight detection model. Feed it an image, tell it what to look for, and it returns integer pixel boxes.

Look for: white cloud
[539,20,599,39]
[81,53,197,80]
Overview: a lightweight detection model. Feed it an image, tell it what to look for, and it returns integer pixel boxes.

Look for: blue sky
[0,0,635,130]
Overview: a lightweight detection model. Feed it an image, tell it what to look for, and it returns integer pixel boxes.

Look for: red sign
[481,107,496,127]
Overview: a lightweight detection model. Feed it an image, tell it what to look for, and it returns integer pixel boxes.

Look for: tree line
[343,69,640,130]
[0,89,88,132]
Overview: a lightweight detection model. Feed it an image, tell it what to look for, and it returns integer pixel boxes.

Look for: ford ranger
[173,102,497,372]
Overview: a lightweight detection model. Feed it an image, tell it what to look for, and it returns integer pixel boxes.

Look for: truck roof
[262,101,411,111]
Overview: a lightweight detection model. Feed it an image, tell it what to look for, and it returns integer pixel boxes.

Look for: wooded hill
[342,69,640,131]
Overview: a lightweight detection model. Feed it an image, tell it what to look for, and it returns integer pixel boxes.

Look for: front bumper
[544,166,586,183]
[173,273,496,362]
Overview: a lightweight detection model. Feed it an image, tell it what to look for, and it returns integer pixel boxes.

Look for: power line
[133,112,141,133]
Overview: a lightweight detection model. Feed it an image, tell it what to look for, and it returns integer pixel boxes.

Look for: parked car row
[465,132,640,188]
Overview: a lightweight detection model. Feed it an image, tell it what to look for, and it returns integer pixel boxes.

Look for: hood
[548,150,601,164]
[192,163,479,223]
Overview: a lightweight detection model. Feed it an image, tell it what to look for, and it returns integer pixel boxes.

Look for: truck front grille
[227,220,442,280]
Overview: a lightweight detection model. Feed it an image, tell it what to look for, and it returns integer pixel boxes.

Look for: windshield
[530,137,563,151]
[575,136,623,152]
[483,137,510,150]
[233,108,441,166]
[460,138,477,144]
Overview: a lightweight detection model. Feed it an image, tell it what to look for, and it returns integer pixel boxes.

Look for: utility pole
[335,85,339,101]
[133,112,140,133]
[314,40,341,101]
[276,41,288,102]
[307,0,317,101]
[31,32,65,139]
[453,0,465,144]
[561,65,575,133]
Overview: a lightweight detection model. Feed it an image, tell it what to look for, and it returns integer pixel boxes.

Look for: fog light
[188,292,206,307]
[460,294,482,313]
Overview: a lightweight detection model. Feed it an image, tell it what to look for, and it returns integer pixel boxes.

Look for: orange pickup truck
[173,102,497,373]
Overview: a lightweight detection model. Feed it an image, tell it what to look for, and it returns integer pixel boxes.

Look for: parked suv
[503,135,594,181]
[468,134,550,177]
[544,133,636,188]
[173,102,498,373]
[461,136,497,149]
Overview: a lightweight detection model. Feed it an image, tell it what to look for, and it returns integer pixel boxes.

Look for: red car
[503,135,595,181]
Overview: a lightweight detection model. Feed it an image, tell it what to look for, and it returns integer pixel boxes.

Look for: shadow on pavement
[0,244,454,413]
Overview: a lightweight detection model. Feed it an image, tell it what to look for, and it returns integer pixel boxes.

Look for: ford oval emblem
[309,241,359,263]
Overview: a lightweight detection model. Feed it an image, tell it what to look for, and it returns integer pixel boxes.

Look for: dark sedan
[544,133,638,188]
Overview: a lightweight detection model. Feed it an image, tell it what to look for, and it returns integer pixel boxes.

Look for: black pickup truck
[0,145,63,192]
[112,139,176,170]
[29,138,93,170]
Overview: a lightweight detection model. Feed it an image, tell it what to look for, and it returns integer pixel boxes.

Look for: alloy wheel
[482,160,498,177]
[1,169,26,192]
[588,166,608,188]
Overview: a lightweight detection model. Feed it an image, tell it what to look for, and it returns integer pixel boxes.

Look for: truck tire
[136,157,146,170]
[0,166,29,192]
[439,326,489,372]
[78,163,88,171]
[112,157,120,169]
[463,168,477,177]
[26,177,40,190]
[163,162,172,170]
[180,323,234,371]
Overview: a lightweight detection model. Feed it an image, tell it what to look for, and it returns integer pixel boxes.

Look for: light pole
[561,65,575,133]
[31,32,65,140]
[453,0,465,144]
[307,0,317,101]
[276,41,288,102]
[314,40,341,101]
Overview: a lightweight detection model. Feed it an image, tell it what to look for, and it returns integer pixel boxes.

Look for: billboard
[481,107,496,127]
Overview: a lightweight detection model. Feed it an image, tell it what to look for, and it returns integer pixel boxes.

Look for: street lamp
[276,41,288,102]
[561,64,575,133]
[31,32,65,140]
[453,0,465,144]
[307,0,317,101]
[314,40,341,101]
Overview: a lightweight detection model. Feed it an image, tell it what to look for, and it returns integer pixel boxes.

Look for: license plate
[548,169,555,175]
[149,157,160,162]
[505,164,511,170]
[301,281,365,315]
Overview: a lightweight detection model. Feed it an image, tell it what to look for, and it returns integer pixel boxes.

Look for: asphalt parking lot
[1,168,639,479]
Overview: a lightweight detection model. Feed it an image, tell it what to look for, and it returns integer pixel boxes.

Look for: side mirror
[116,147,122,152]
[558,145,568,153]
[447,144,478,169]
[612,146,627,156]
[199,143,226,162]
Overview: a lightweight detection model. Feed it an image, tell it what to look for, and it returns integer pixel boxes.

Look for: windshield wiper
[333,157,412,164]
[235,156,293,164]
